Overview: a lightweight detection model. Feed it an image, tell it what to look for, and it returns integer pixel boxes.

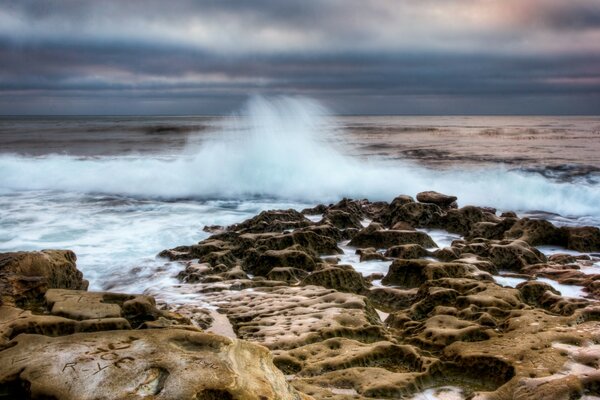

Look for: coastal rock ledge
[0,251,308,400]
[2,191,600,399]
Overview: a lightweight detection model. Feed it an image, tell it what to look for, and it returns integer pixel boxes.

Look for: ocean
[1,97,599,308]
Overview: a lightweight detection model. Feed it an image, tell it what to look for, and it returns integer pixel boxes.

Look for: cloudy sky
[1,0,599,115]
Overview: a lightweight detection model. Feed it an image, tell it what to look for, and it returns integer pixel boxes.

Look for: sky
[0,0,599,115]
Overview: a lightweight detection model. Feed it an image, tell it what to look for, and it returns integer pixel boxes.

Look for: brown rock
[416,191,457,208]
[349,224,436,249]
[0,250,87,306]
[0,329,307,400]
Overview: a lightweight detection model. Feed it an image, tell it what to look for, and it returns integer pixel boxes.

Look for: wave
[1,96,599,217]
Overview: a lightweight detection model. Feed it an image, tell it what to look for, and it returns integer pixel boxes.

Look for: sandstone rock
[246,249,317,276]
[504,218,566,246]
[348,225,436,249]
[466,217,517,240]
[416,191,457,208]
[323,209,363,230]
[207,285,387,350]
[267,267,309,284]
[382,259,491,288]
[0,250,87,306]
[441,206,495,235]
[561,226,600,252]
[0,329,307,400]
[356,248,388,262]
[228,209,313,233]
[388,202,444,228]
[384,244,429,259]
[301,267,370,294]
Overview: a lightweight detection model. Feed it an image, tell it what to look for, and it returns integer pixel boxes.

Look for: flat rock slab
[0,329,308,400]
[207,285,388,350]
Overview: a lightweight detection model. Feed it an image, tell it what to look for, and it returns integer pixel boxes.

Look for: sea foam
[0,96,599,217]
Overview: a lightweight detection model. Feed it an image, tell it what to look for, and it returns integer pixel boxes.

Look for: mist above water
[0,96,599,217]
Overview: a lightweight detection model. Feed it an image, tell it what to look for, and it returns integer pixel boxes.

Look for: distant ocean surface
[1,97,599,304]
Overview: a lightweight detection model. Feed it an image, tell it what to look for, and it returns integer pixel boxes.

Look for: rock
[413,314,492,348]
[416,191,458,208]
[441,206,494,235]
[228,209,313,233]
[382,260,491,288]
[367,287,417,311]
[504,218,566,246]
[273,338,424,377]
[329,198,365,219]
[208,285,387,350]
[301,204,327,215]
[301,267,370,294]
[0,250,87,306]
[388,202,444,228]
[349,225,436,249]
[517,281,560,307]
[466,218,517,240]
[377,195,414,226]
[0,329,307,400]
[561,226,600,252]
[384,244,429,259]
[246,249,317,276]
[356,248,388,262]
[381,259,431,287]
[323,209,363,230]
[253,230,342,256]
[267,267,309,284]
[488,241,547,271]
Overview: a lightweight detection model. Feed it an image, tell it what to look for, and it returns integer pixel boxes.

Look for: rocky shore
[1,192,600,399]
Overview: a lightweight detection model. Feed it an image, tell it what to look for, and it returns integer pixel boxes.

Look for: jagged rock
[384,244,429,259]
[517,280,561,307]
[466,217,518,240]
[0,329,307,400]
[349,224,436,249]
[382,259,491,288]
[246,249,317,276]
[504,218,566,246]
[329,198,365,219]
[252,230,342,256]
[0,250,87,306]
[323,209,363,229]
[228,209,313,233]
[367,287,417,311]
[301,267,370,294]
[267,267,309,283]
[301,204,327,215]
[441,206,496,235]
[388,202,444,228]
[356,248,388,262]
[561,226,600,252]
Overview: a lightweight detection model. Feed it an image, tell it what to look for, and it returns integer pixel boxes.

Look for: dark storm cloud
[0,0,599,114]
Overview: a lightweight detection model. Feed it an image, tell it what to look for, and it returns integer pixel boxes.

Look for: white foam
[494,275,528,288]
[581,262,600,275]
[409,386,465,400]
[1,96,599,218]
[337,240,392,280]
[418,228,462,249]
[537,277,587,299]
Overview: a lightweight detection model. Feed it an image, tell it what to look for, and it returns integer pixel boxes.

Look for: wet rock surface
[3,193,600,399]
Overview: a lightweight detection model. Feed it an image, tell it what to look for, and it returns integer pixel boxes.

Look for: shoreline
[2,191,599,398]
